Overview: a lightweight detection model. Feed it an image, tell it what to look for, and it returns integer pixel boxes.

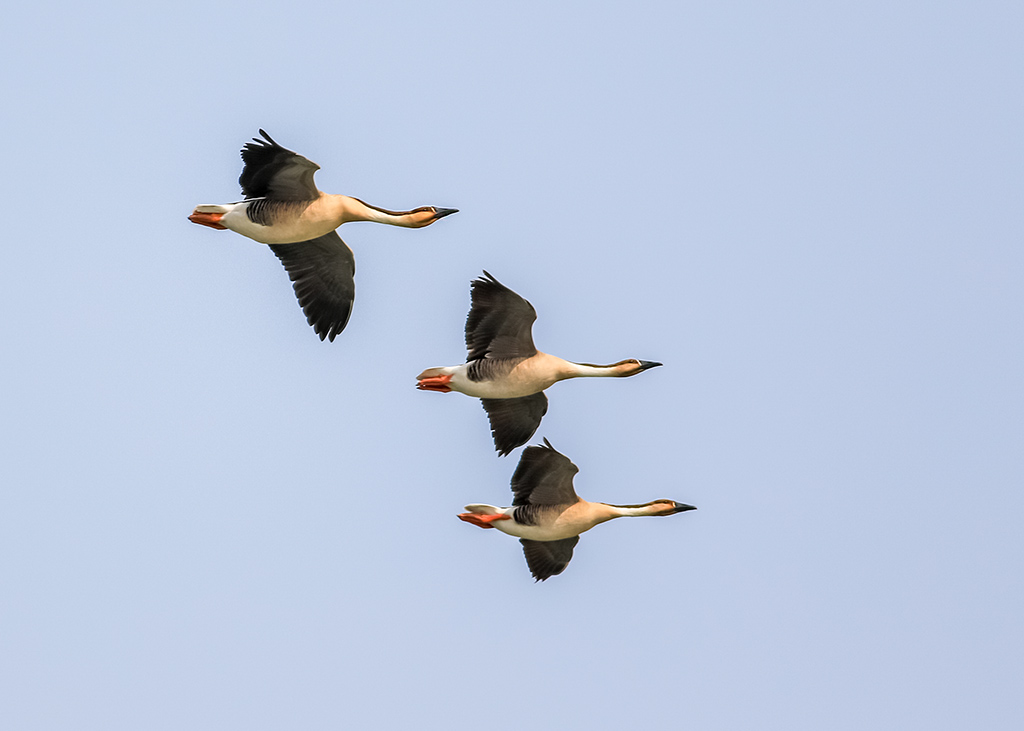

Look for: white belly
[448,356,564,398]
[221,204,340,244]
[493,503,603,541]
[450,373,547,399]
[495,521,587,541]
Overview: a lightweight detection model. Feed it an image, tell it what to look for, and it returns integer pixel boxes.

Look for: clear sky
[2,1,1022,729]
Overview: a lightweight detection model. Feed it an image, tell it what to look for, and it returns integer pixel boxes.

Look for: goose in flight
[458,439,696,581]
[189,130,457,341]
[416,272,662,455]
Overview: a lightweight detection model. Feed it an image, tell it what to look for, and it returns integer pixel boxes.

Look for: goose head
[406,206,459,227]
[650,500,697,515]
[614,359,663,377]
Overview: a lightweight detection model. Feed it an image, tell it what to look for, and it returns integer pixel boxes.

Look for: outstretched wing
[239,129,320,201]
[520,537,580,581]
[268,231,355,341]
[510,438,580,506]
[465,271,537,362]
[481,392,548,456]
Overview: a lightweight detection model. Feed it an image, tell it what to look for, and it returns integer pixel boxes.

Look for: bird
[189,130,458,341]
[416,271,662,455]
[458,439,696,581]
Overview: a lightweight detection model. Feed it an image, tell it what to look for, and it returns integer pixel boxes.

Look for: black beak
[672,502,697,514]
[432,207,459,220]
[638,360,663,371]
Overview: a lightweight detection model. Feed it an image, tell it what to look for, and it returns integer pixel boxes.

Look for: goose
[416,272,662,455]
[459,439,696,581]
[189,130,458,341]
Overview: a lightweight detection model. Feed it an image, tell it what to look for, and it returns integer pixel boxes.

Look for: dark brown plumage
[269,232,356,342]
[511,438,581,507]
[480,393,549,458]
[520,537,580,581]
[465,271,538,366]
[239,130,320,201]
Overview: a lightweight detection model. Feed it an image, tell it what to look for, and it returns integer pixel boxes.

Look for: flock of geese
[190,130,696,580]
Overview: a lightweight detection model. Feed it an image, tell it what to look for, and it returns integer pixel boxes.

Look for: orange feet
[188,211,227,230]
[458,512,511,529]
[417,374,452,392]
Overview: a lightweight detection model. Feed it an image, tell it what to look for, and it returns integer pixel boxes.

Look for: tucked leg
[188,211,227,229]
[458,512,511,529]
[417,375,452,392]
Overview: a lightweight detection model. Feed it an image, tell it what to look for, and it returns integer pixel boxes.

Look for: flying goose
[459,439,696,581]
[416,272,662,455]
[189,130,458,341]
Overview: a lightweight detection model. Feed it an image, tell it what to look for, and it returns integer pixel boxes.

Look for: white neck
[601,503,663,518]
[332,195,427,227]
[564,362,626,378]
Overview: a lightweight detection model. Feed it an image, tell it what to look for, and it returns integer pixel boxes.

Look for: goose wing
[520,537,580,581]
[510,438,580,505]
[239,129,320,201]
[465,271,538,362]
[481,393,548,457]
[268,231,355,341]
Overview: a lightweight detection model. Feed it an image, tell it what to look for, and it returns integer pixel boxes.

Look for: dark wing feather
[465,271,538,362]
[481,393,548,456]
[239,129,320,201]
[510,438,580,506]
[520,537,580,581]
[268,231,355,342]
[466,355,525,383]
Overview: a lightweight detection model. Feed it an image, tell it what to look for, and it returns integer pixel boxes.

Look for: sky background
[2,1,1023,729]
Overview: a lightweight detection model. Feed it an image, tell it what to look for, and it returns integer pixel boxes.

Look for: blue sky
[2,1,1023,729]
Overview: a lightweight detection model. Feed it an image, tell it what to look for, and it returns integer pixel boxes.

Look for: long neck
[332,195,430,227]
[564,361,628,379]
[600,503,664,518]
